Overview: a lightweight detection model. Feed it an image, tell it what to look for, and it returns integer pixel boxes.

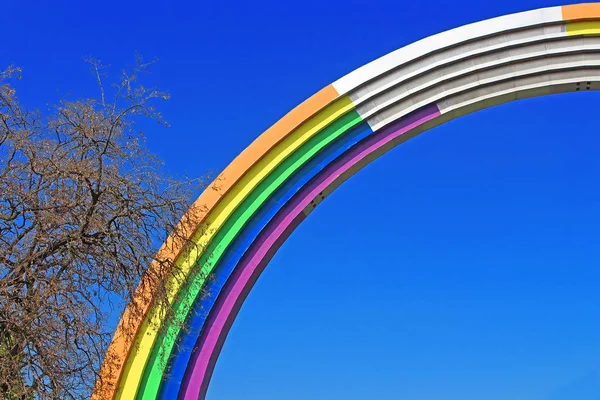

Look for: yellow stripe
[115,95,355,399]
[566,21,600,35]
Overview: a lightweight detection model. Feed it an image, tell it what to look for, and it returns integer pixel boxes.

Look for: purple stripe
[181,104,441,400]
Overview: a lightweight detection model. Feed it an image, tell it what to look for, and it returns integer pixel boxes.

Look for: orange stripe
[92,84,339,400]
[562,3,600,20]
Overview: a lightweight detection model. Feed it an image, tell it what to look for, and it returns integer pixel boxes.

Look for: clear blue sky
[4,0,600,399]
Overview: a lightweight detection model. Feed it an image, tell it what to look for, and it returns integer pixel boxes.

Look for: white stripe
[332,6,563,95]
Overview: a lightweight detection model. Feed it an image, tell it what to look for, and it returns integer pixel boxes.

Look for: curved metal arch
[185,70,600,400]
[95,3,600,400]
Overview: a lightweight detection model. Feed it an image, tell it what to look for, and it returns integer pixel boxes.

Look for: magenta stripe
[195,212,305,399]
[181,104,441,400]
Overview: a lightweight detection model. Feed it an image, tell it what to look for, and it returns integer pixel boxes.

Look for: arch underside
[95,4,600,400]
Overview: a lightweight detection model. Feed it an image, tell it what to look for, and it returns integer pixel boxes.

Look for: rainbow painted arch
[95,3,600,399]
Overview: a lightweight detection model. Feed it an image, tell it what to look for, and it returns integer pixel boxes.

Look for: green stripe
[137,110,363,399]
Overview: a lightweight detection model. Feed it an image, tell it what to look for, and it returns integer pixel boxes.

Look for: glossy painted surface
[95,4,600,399]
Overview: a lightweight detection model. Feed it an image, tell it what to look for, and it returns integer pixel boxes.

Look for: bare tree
[0,57,206,399]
